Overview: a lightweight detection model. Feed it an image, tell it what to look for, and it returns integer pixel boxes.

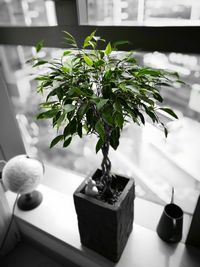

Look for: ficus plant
[31,31,180,202]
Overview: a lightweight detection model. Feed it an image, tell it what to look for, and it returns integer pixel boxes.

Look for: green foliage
[31,31,180,153]
[50,135,63,148]
[35,40,44,53]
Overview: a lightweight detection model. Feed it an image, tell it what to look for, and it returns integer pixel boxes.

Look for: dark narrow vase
[73,169,135,262]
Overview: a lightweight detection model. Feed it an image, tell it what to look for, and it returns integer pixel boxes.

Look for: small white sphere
[2,155,44,194]
[85,178,98,197]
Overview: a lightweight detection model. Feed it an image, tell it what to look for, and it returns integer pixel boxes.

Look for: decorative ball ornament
[2,155,44,211]
[85,177,98,197]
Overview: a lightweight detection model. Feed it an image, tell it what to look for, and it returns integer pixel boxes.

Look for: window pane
[87,0,139,25]
[0,0,57,26]
[144,0,200,25]
[1,44,200,215]
[81,0,200,25]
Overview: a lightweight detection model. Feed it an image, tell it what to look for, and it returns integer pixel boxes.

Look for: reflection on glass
[144,0,200,25]
[1,0,200,26]
[85,0,200,25]
[0,0,57,26]
[1,44,200,214]
[87,0,139,25]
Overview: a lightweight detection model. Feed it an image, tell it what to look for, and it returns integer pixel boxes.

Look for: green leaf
[110,128,120,150]
[33,60,48,67]
[68,87,82,97]
[46,88,58,101]
[63,50,71,56]
[139,95,155,106]
[153,92,163,102]
[137,68,161,77]
[86,108,94,127]
[95,120,105,141]
[138,112,145,124]
[96,99,108,111]
[157,82,171,87]
[43,80,53,88]
[63,118,77,138]
[143,106,158,123]
[63,137,72,148]
[36,40,44,53]
[164,127,168,138]
[39,101,57,108]
[114,112,124,129]
[83,36,92,48]
[63,31,74,40]
[63,31,77,47]
[63,125,70,139]
[35,76,49,81]
[104,70,112,80]
[64,104,76,113]
[160,123,168,138]
[83,123,89,134]
[170,71,179,78]
[77,102,88,120]
[83,55,93,66]
[112,40,130,50]
[83,30,96,48]
[94,59,105,67]
[175,80,186,85]
[57,88,64,101]
[96,138,104,153]
[102,110,114,126]
[55,113,65,129]
[36,109,57,120]
[53,111,61,127]
[126,57,137,63]
[67,109,75,121]
[50,135,63,148]
[61,66,70,73]
[159,108,178,119]
[104,42,112,56]
[114,100,122,113]
[77,122,82,138]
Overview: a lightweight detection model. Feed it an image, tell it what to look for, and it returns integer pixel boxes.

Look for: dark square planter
[73,169,135,262]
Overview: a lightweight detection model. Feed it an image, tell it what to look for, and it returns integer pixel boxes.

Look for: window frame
[0,25,200,54]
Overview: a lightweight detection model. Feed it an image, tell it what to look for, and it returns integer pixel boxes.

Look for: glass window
[0,0,57,26]
[83,0,200,25]
[87,0,139,25]
[1,44,200,215]
[144,0,200,25]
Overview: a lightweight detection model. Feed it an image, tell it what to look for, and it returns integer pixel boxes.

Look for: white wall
[0,69,26,161]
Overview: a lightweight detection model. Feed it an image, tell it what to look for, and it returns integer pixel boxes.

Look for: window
[0,0,57,26]
[84,0,200,25]
[0,0,200,216]
[1,41,200,214]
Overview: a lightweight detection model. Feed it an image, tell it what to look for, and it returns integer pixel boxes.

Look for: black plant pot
[73,169,135,262]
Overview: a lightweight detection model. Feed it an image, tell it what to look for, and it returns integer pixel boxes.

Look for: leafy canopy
[32,31,179,152]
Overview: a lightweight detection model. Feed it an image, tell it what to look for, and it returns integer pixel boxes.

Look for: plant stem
[101,141,111,183]
[100,124,113,197]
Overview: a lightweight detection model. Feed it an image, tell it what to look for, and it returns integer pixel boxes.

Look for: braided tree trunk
[100,125,114,198]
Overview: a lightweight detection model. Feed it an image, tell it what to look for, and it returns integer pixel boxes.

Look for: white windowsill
[5,168,200,267]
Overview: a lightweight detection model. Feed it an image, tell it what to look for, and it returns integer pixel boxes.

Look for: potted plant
[31,31,180,262]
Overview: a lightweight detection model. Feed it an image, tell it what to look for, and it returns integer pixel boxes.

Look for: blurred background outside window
[0,0,200,215]
[0,0,57,26]
[86,0,200,25]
